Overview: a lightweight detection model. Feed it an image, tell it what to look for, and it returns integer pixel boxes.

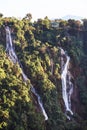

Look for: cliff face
[0,17,87,130]
[64,25,87,120]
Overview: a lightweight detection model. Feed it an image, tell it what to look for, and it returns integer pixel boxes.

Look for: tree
[83,19,87,30]
[24,13,32,21]
[0,13,3,18]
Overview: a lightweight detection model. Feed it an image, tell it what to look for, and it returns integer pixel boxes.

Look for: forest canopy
[0,14,87,130]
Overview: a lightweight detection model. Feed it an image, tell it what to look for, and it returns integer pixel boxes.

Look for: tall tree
[24,13,32,21]
[0,13,3,18]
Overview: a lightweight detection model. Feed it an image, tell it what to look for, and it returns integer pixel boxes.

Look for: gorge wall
[0,17,87,130]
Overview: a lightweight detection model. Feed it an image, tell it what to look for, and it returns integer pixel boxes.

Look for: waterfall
[60,48,73,119]
[6,27,18,64]
[50,58,53,75]
[30,85,48,120]
[5,26,48,121]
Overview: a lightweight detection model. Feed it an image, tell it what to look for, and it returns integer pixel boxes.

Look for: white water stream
[60,48,73,119]
[5,26,48,121]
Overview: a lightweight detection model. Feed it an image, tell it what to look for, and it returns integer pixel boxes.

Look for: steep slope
[0,17,87,130]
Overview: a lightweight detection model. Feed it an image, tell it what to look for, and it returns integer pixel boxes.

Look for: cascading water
[30,85,48,120]
[6,27,18,64]
[5,26,48,121]
[60,48,73,119]
[50,58,53,75]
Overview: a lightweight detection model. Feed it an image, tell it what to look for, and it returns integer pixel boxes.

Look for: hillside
[61,15,83,20]
[0,15,87,130]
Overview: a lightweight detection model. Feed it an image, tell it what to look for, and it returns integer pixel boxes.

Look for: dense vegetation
[0,13,87,130]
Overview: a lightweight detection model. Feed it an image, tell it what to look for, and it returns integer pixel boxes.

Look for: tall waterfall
[60,48,73,119]
[5,26,48,121]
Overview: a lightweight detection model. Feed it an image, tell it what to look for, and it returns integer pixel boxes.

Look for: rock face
[0,26,6,44]
[69,59,87,119]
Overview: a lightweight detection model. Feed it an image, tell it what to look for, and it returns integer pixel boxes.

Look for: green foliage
[0,16,87,130]
[0,45,44,130]
[0,13,3,18]
[69,40,84,64]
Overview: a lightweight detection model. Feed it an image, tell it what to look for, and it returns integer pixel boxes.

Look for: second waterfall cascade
[60,48,73,119]
[5,26,48,121]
